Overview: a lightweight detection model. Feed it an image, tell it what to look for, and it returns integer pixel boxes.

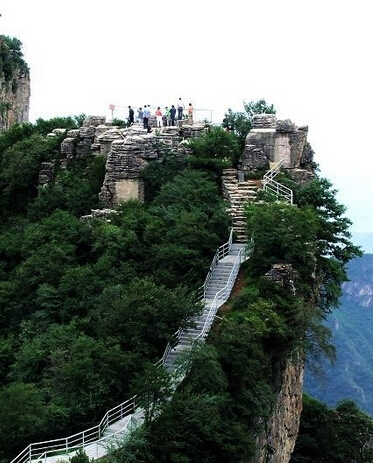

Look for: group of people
[128,98,194,131]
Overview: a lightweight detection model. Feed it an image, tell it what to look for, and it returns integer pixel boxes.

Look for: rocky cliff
[0,35,30,130]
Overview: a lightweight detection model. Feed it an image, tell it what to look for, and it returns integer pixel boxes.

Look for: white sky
[1,0,373,238]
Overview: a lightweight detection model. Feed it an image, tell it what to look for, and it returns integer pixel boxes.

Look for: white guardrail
[262,159,293,204]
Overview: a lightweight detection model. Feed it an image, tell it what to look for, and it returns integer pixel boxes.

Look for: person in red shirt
[155,107,163,128]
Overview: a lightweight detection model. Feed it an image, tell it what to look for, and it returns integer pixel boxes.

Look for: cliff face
[256,351,305,463]
[0,36,30,130]
[0,72,30,129]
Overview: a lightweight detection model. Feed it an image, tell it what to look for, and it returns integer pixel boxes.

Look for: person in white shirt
[177,98,185,120]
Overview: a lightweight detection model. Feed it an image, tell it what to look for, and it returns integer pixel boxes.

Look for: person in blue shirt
[143,105,151,130]
[170,105,177,126]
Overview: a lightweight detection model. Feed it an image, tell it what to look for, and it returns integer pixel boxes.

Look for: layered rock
[0,70,30,130]
[239,114,315,185]
[98,123,207,206]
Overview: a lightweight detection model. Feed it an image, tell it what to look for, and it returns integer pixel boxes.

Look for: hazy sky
[1,0,372,240]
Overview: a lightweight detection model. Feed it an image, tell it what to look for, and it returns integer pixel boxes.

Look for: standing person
[143,105,150,130]
[177,97,185,120]
[128,106,134,125]
[137,107,144,125]
[164,106,170,126]
[155,106,163,128]
[188,103,194,125]
[169,105,177,126]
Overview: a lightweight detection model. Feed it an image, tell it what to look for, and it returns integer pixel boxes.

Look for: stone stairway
[163,242,246,373]
[222,169,261,242]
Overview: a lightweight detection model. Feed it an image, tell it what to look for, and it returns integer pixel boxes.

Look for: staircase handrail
[263,178,293,204]
[198,229,233,300]
[262,159,284,182]
[262,159,293,204]
[194,247,244,342]
[11,395,139,463]
[162,246,244,376]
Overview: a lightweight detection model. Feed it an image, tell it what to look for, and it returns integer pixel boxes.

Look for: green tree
[93,278,202,359]
[0,122,35,159]
[0,133,62,217]
[0,35,29,82]
[33,115,84,136]
[295,177,363,312]
[223,98,276,149]
[10,322,137,426]
[245,202,319,282]
[0,382,48,461]
[187,126,241,171]
[292,395,373,463]
[130,362,173,425]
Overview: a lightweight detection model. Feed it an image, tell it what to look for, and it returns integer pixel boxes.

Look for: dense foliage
[0,97,365,463]
[104,175,361,462]
[0,35,29,82]
[292,395,373,463]
[0,119,231,461]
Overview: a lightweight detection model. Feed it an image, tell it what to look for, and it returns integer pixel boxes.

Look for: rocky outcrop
[0,71,30,130]
[252,264,304,463]
[41,116,208,204]
[256,351,304,463]
[98,123,207,206]
[239,114,315,185]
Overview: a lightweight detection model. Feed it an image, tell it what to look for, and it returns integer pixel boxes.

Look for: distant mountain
[304,253,373,416]
[352,232,373,254]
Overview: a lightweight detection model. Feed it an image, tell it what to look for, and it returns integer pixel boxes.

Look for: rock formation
[256,351,304,463]
[0,68,30,130]
[0,35,30,130]
[239,114,316,185]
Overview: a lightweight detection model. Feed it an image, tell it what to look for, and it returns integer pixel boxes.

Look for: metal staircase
[163,241,247,373]
[10,232,247,463]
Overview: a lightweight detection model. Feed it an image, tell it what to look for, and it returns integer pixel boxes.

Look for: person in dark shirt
[170,105,177,126]
[128,106,134,125]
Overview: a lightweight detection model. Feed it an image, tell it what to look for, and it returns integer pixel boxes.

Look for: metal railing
[197,229,233,300]
[12,396,141,463]
[263,179,293,204]
[262,159,293,204]
[262,158,284,182]
[194,247,244,342]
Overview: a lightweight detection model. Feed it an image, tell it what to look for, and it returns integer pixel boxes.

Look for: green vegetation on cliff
[0,36,29,82]
[0,104,367,463]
